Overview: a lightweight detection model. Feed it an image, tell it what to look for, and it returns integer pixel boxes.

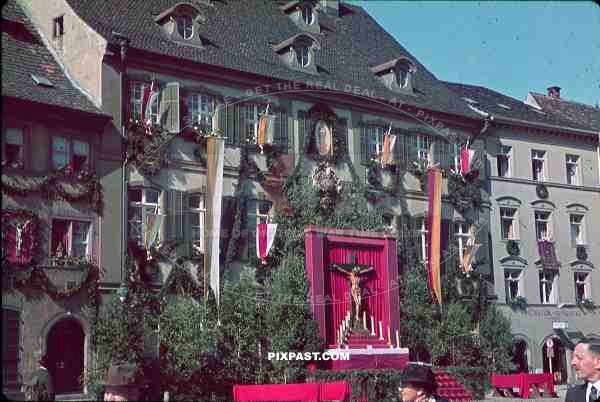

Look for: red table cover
[491,373,554,398]
[233,382,350,401]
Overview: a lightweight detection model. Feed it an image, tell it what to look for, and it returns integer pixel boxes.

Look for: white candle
[378,321,384,341]
[370,316,376,336]
[396,329,400,349]
[363,311,367,330]
[387,326,391,345]
[342,320,345,333]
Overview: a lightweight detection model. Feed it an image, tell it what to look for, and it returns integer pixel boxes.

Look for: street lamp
[117,282,129,303]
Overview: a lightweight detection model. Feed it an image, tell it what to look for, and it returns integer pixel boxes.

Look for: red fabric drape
[325,244,388,344]
[233,382,350,402]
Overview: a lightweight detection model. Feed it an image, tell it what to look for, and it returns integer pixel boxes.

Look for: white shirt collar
[587,380,600,401]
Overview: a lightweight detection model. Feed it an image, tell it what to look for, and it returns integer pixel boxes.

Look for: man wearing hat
[398,364,448,402]
[103,362,143,401]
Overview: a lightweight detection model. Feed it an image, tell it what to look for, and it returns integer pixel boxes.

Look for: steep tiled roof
[528,92,600,132]
[64,0,480,120]
[1,0,106,116]
[444,81,597,133]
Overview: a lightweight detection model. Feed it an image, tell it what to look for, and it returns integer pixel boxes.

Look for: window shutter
[359,126,368,164]
[160,82,180,133]
[275,109,289,153]
[166,190,184,241]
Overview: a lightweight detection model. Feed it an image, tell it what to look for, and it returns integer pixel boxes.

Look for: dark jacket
[565,383,587,402]
[25,367,54,401]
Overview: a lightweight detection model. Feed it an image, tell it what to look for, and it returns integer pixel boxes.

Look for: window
[565,154,580,185]
[51,219,92,260]
[2,309,21,392]
[574,272,589,304]
[569,214,585,245]
[130,81,159,123]
[301,4,314,25]
[3,128,24,168]
[295,45,311,67]
[417,135,431,161]
[188,93,214,133]
[176,15,194,39]
[531,150,546,181]
[539,270,557,304]
[52,137,90,173]
[242,104,267,144]
[455,222,470,263]
[504,269,522,302]
[52,16,64,39]
[366,126,385,160]
[129,188,160,246]
[497,145,512,177]
[188,193,205,257]
[416,217,428,263]
[246,200,271,259]
[395,65,409,88]
[500,207,518,240]
[535,211,552,241]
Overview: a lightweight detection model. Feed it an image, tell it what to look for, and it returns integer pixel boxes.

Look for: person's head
[103,363,142,401]
[398,364,437,402]
[571,336,600,382]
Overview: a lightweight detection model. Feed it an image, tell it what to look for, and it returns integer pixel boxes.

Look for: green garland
[1,173,103,214]
[447,173,483,213]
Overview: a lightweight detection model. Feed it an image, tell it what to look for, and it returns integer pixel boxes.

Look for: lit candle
[342,320,345,333]
[387,325,391,345]
[378,321,384,341]
[370,316,376,336]
[396,329,400,349]
[363,311,367,330]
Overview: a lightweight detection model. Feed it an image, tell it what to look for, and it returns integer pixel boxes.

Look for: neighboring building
[2,0,117,399]
[446,82,600,385]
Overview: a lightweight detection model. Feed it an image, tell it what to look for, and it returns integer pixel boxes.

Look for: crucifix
[13,220,32,257]
[331,252,374,324]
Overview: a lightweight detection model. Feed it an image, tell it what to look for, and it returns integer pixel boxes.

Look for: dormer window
[176,15,193,40]
[273,33,320,73]
[302,4,315,25]
[296,45,311,67]
[371,57,417,94]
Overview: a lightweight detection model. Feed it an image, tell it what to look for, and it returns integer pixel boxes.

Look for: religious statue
[13,220,31,257]
[314,119,332,156]
[331,257,374,324]
[312,161,343,213]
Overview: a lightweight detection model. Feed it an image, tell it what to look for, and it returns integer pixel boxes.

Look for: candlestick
[363,311,367,330]
[370,316,376,336]
[342,320,345,333]
[378,321,384,341]
[396,329,400,349]
[387,325,391,346]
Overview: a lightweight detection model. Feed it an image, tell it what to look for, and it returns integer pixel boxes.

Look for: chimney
[547,86,561,99]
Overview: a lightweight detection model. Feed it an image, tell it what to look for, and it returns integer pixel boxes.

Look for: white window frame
[569,213,586,246]
[395,65,409,88]
[500,207,519,240]
[188,93,214,133]
[366,126,385,159]
[534,210,553,241]
[3,128,24,168]
[187,193,206,257]
[295,45,311,67]
[417,135,430,162]
[130,81,159,124]
[574,272,589,304]
[52,136,90,172]
[565,154,580,185]
[504,269,522,302]
[301,4,315,25]
[129,188,161,247]
[539,270,558,304]
[50,218,93,260]
[455,222,470,263]
[176,15,194,40]
[497,145,512,177]
[243,104,267,144]
[416,217,428,264]
[531,149,547,181]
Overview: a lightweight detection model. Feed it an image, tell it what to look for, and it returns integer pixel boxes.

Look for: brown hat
[104,363,141,388]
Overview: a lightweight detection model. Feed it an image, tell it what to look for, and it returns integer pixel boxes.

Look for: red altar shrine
[304,226,409,370]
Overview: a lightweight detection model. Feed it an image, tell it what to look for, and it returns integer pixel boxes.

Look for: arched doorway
[46,318,85,394]
[542,336,568,385]
[511,339,529,373]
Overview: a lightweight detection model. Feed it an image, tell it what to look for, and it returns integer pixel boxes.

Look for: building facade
[447,82,600,385]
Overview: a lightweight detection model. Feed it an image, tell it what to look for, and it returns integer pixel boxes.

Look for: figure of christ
[14,220,32,257]
[332,263,374,324]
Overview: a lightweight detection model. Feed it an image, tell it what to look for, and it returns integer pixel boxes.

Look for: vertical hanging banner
[141,81,160,135]
[427,166,443,305]
[462,224,481,276]
[204,135,225,306]
[380,123,396,168]
[257,104,275,153]
[460,144,478,180]
[256,223,277,264]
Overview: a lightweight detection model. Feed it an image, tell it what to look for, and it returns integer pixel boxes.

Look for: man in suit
[398,364,449,402]
[566,336,600,402]
[25,355,54,401]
